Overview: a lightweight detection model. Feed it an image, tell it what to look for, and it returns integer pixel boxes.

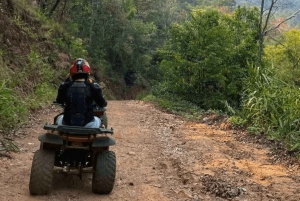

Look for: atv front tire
[29,149,55,195]
[92,150,116,194]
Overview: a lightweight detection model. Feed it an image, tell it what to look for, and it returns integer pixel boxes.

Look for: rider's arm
[56,82,67,104]
[91,82,107,108]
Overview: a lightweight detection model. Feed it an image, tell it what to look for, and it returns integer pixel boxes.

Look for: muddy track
[1,100,300,201]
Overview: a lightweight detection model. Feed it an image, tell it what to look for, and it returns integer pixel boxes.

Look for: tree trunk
[6,0,14,15]
[48,0,61,18]
[38,0,47,10]
[257,0,264,67]
[59,0,67,22]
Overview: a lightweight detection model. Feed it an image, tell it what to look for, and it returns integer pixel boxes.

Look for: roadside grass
[143,64,300,154]
[143,94,207,121]
[0,48,58,135]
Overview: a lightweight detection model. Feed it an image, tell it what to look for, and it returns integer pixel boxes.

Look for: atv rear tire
[92,151,116,194]
[29,149,55,195]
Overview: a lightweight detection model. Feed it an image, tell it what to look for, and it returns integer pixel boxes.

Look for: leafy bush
[28,83,56,110]
[157,7,259,110]
[56,37,87,59]
[242,65,300,150]
[0,49,57,133]
[0,81,28,133]
[264,29,300,85]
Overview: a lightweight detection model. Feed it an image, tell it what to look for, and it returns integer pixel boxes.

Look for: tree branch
[264,9,300,36]
[262,0,276,34]
[267,35,286,47]
[293,57,300,69]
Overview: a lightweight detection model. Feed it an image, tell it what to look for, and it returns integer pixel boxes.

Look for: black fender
[38,133,63,145]
[92,137,115,147]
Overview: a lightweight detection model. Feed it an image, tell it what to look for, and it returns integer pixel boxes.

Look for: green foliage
[39,0,189,90]
[135,90,150,100]
[157,7,259,110]
[70,37,88,58]
[12,11,38,39]
[55,35,87,59]
[264,29,300,85]
[0,49,57,133]
[27,50,57,105]
[0,80,28,133]
[90,1,157,74]
[122,0,137,20]
[144,93,204,121]
[28,83,56,109]
[228,116,246,128]
[0,1,87,133]
[241,65,300,150]
[142,94,157,102]
[36,1,89,59]
[193,0,236,7]
[149,83,204,120]
[0,50,12,83]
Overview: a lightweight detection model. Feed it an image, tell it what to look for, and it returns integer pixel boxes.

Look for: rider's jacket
[56,80,107,126]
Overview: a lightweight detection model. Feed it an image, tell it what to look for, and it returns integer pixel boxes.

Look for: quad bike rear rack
[43,123,114,135]
[40,123,115,148]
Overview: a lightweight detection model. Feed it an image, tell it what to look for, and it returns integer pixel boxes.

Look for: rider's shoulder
[60,81,73,87]
[88,82,102,91]
[85,78,101,89]
[88,78,95,83]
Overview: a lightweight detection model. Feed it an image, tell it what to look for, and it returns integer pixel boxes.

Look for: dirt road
[1,100,300,201]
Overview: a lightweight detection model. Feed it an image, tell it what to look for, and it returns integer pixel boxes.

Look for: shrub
[242,65,300,150]
[228,116,246,129]
[0,81,28,133]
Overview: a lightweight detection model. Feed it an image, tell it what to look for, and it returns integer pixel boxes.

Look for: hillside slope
[0,0,59,74]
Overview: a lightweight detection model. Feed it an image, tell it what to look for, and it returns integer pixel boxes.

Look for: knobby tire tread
[100,112,108,128]
[92,150,116,194]
[29,149,55,195]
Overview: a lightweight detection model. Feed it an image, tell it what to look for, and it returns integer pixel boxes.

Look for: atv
[29,103,116,195]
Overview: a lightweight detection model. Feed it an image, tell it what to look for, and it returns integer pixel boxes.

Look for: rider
[55,58,107,128]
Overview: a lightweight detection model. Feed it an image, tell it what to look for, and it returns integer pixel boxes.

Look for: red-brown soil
[1,100,300,201]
